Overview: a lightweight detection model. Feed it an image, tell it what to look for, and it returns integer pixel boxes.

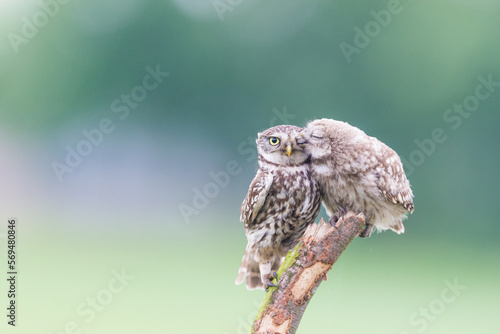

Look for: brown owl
[302,118,414,237]
[235,125,321,290]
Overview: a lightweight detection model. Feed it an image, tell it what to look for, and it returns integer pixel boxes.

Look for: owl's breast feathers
[241,165,320,233]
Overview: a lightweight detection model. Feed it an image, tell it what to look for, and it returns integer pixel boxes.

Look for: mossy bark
[250,212,366,334]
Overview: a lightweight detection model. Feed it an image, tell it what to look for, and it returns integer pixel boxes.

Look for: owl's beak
[285,143,293,156]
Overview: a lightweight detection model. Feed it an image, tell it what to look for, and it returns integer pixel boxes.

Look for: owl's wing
[240,170,273,227]
[373,146,415,213]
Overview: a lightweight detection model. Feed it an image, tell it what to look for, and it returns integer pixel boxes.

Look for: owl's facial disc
[257,126,309,166]
[310,129,324,139]
[268,136,294,157]
[301,123,330,158]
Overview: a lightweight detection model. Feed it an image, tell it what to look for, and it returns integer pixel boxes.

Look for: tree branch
[250,212,366,334]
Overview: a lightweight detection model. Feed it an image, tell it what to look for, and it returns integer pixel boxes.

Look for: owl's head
[256,125,309,166]
[302,118,360,159]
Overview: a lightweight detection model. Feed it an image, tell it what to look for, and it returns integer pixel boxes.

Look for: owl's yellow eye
[269,137,280,146]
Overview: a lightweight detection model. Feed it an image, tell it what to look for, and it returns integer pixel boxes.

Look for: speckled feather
[236,125,321,290]
[303,118,414,234]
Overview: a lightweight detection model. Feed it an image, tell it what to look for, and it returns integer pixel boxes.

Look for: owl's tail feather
[235,245,263,290]
[390,220,405,234]
[235,245,282,290]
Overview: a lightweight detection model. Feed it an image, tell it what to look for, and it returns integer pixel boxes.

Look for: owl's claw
[265,282,278,292]
[360,223,374,238]
[329,209,346,226]
[328,215,338,225]
[264,272,279,291]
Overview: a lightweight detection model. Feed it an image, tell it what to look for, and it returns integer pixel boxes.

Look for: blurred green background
[1,0,499,333]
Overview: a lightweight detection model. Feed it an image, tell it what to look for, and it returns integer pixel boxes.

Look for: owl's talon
[264,280,278,292]
[329,215,338,225]
[359,224,374,238]
[264,272,279,291]
[266,282,278,288]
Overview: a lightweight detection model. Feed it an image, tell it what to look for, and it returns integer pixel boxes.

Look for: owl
[302,118,414,237]
[235,125,321,290]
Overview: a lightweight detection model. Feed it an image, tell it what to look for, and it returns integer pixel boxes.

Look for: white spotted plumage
[235,125,321,290]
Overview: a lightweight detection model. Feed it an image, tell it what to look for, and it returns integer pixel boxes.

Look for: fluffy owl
[235,125,321,290]
[302,118,414,237]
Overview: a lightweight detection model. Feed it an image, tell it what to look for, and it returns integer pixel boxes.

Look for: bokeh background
[1,0,499,333]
